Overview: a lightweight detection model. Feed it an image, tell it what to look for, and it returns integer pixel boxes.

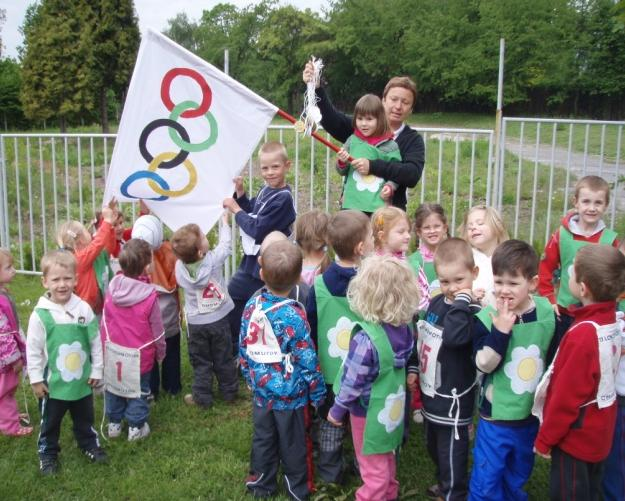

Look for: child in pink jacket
[101,239,165,441]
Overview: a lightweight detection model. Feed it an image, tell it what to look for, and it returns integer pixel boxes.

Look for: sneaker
[426,483,442,498]
[184,393,196,406]
[412,409,424,424]
[83,447,108,464]
[128,422,150,441]
[39,456,59,476]
[108,422,122,438]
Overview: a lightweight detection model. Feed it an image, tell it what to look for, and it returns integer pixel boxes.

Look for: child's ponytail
[56,221,86,251]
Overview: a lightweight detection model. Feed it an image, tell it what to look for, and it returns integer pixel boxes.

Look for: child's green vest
[557,227,617,308]
[314,275,360,383]
[334,320,406,455]
[36,308,98,401]
[341,135,401,213]
[407,251,437,285]
[476,296,555,420]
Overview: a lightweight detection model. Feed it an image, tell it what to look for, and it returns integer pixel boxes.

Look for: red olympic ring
[160,68,212,119]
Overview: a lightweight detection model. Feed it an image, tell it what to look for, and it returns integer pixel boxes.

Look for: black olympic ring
[138,118,191,169]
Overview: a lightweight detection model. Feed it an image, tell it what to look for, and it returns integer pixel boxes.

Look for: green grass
[1,274,553,500]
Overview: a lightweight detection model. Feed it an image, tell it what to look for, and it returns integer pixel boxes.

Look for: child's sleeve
[209,221,232,267]
[473,315,512,374]
[441,293,478,348]
[537,230,561,304]
[335,136,352,176]
[234,192,253,213]
[148,298,166,362]
[26,311,47,384]
[234,192,296,243]
[238,300,254,385]
[304,286,318,346]
[79,221,115,268]
[290,310,326,407]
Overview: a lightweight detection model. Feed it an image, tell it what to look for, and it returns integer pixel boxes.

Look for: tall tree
[0,59,24,129]
[20,0,93,131]
[0,8,6,58]
[83,0,140,132]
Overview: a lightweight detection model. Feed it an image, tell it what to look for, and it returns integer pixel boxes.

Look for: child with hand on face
[336,94,401,214]
[57,201,119,315]
[459,205,509,307]
[538,175,618,332]
[470,240,560,501]
[26,251,106,475]
[533,245,625,500]
[408,237,481,501]
[327,255,420,501]
[0,248,32,436]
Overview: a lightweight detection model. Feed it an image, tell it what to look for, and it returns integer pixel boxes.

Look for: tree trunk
[59,116,66,133]
[100,89,109,134]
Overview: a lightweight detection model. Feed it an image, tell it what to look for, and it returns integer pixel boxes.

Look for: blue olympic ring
[120,170,171,201]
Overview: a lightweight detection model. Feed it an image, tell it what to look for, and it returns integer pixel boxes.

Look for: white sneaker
[413,409,424,424]
[128,422,150,441]
[108,422,122,438]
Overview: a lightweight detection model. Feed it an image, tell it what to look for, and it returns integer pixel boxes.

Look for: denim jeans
[105,372,151,428]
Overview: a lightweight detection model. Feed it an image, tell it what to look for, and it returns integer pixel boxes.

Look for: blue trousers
[602,401,625,501]
[105,372,151,428]
[469,417,538,501]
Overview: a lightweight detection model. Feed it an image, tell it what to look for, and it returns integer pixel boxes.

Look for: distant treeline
[2,0,625,132]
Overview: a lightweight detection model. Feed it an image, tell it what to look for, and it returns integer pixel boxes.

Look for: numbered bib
[104,341,141,398]
[416,319,444,397]
[245,297,291,365]
[195,281,227,314]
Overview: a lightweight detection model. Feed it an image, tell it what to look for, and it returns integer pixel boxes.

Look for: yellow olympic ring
[147,152,197,197]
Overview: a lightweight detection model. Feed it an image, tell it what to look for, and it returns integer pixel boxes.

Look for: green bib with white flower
[314,275,360,383]
[476,296,555,420]
[93,250,114,297]
[557,227,617,308]
[36,308,98,401]
[341,135,401,213]
[408,251,437,285]
[334,321,406,455]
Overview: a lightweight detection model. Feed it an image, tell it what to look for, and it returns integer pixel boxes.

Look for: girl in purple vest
[101,239,165,441]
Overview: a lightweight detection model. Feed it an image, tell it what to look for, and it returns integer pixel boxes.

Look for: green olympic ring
[168,100,218,152]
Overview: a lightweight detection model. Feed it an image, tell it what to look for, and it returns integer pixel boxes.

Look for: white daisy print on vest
[378,384,406,433]
[56,342,87,382]
[504,345,544,394]
[353,170,383,192]
[327,316,355,360]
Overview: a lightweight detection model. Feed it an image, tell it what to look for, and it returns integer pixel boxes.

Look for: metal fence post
[0,135,7,247]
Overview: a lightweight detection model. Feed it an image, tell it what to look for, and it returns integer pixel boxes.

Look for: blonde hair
[347,255,420,326]
[371,206,411,249]
[434,237,475,271]
[258,141,288,162]
[574,175,611,205]
[56,220,87,251]
[260,231,288,256]
[41,250,76,277]
[0,248,12,266]
[458,205,509,246]
[261,240,303,293]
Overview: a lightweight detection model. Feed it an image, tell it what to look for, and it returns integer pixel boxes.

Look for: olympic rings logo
[121,68,219,201]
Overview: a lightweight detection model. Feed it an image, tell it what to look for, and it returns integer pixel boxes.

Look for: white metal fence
[1,119,623,275]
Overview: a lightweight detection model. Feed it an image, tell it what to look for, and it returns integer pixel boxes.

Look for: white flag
[103,29,278,233]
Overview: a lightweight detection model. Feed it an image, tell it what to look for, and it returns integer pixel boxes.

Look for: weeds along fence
[0,119,623,275]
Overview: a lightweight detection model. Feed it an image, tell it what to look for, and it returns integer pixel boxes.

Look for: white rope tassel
[300,56,323,136]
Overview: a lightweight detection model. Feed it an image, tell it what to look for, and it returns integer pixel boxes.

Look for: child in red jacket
[533,244,625,500]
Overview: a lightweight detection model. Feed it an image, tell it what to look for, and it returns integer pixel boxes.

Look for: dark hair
[352,94,391,137]
[261,240,303,293]
[119,239,152,278]
[574,245,625,302]
[171,224,202,264]
[413,203,449,244]
[434,237,475,271]
[491,239,538,279]
[327,210,371,260]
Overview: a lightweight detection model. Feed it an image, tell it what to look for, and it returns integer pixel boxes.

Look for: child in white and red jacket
[533,244,625,500]
[101,239,165,441]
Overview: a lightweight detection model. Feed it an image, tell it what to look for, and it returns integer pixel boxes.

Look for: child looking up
[57,202,118,315]
[26,250,106,475]
[459,205,509,306]
[408,237,481,501]
[328,255,420,501]
[539,175,618,331]
[172,215,237,408]
[223,141,296,354]
[470,240,560,501]
[409,203,449,296]
[533,244,625,500]
[0,248,31,436]
[241,240,325,500]
[336,94,401,214]
[101,239,165,441]
[295,209,331,287]
[372,206,430,313]
[305,209,373,484]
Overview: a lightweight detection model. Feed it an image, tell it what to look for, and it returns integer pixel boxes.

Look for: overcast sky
[0,0,329,59]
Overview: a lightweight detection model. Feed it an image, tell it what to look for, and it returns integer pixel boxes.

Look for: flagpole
[276,109,343,154]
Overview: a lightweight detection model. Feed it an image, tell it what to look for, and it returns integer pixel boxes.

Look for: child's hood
[562,212,606,237]
[35,293,83,314]
[108,274,155,307]
[175,254,214,289]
